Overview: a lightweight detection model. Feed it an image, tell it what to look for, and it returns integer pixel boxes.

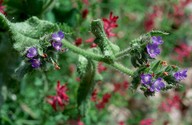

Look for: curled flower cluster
[51,31,65,51]
[146,36,163,58]
[47,81,69,111]
[141,69,188,93]
[25,31,65,69]
[26,47,41,68]
[141,74,165,92]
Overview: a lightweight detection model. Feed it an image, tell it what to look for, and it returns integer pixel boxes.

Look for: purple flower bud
[26,47,38,59]
[150,78,165,92]
[174,69,188,81]
[151,36,163,45]
[141,74,152,85]
[30,59,41,68]
[51,31,64,42]
[52,41,62,51]
[146,43,161,58]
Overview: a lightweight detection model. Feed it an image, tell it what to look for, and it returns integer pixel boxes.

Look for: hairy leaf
[77,56,96,116]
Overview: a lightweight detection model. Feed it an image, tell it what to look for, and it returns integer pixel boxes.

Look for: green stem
[111,62,134,76]
[62,39,106,62]
[41,70,49,92]
[62,39,134,76]
[115,48,131,59]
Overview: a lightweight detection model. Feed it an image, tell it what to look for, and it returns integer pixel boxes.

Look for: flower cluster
[98,62,107,73]
[75,38,82,46]
[141,74,165,92]
[174,69,188,81]
[140,118,155,125]
[96,93,111,110]
[25,31,65,69]
[172,0,192,26]
[51,31,65,51]
[102,12,119,38]
[26,47,41,68]
[91,89,97,102]
[113,80,129,95]
[144,5,162,31]
[0,0,5,15]
[174,43,192,62]
[159,94,181,112]
[146,36,163,58]
[47,81,69,111]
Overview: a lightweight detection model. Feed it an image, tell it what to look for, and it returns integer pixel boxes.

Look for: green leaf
[13,61,32,81]
[149,30,169,36]
[77,57,96,116]
[91,19,119,62]
[0,13,59,55]
[150,60,161,72]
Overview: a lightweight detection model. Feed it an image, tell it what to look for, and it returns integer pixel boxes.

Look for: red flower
[67,119,84,125]
[75,38,82,46]
[159,94,181,112]
[113,81,129,95]
[102,12,119,38]
[90,43,97,48]
[118,121,125,125]
[0,0,5,15]
[96,93,111,110]
[140,118,155,125]
[91,89,98,102]
[102,93,111,103]
[85,37,94,43]
[85,38,97,48]
[47,81,69,111]
[76,77,81,82]
[144,15,155,32]
[98,62,107,73]
[174,43,192,62]
[144,6,162,31]
[96,102,105,109]
[56,81,69,101]
[82,0,89,6]
[82,9,89,19]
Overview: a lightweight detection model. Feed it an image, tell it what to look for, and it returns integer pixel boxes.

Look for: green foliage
[91,19,120,62]
[0,13,59,55]
[77,56,96,116]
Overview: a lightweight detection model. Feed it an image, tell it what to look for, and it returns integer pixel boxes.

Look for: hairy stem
[62,39,134,76]
[62,39,107,62]
[115,48,131,59]
[111,62,134,76]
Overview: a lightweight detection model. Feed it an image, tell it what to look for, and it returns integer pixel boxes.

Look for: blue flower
[151,36,163,45]
[141,74,152,85]
[174,69,188,81]
[52,41,63,51]
[146,43,161,58]
[30,59,41,68]
[26,47,38,59]
[150,78,165,92]
[51,31,64,42]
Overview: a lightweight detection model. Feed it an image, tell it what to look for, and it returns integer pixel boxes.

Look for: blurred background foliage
[0,0,192,125]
